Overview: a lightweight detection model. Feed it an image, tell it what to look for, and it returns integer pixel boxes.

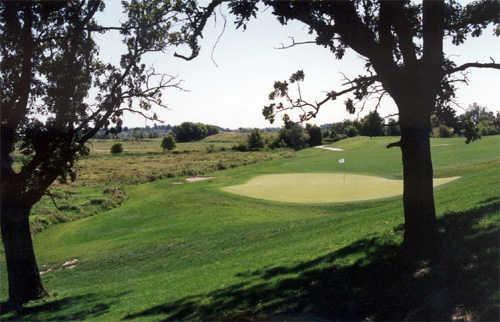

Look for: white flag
[338,158,345,164]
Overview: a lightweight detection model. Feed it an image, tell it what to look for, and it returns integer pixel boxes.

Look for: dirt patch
[40,258,80,275]
[185,176,215,183]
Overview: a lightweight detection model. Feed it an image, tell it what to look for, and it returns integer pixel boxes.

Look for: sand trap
[315,145,344,151]
[185,176,214,183]
[223,173,459,204]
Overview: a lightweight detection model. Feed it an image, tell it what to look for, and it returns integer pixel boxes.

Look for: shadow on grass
[1,291,130,321]
[124,200,499,321]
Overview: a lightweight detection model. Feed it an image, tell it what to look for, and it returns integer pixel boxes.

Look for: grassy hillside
[28,133,293,233]
[1,136,499,321]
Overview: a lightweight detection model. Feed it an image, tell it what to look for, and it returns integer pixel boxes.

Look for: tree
[0,0,189,307]
[360,111,385,137]
[181,0,500,258]
[306,124,323,146]
[386,118,401,136]
[460,103,499,136]
[172,122,218,142]
[161,135,176,151]
[277,122,309,150]
[345,125,359,137]
[247,128,265,150]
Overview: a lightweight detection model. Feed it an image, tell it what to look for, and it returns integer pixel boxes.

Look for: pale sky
[95,1,499,129]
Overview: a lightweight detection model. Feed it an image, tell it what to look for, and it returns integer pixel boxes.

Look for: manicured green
[224,173,459,203]
[1,136,498,321]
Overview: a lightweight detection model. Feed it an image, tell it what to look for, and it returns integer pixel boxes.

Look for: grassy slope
[28,133,292,233]
[1,136,499,321]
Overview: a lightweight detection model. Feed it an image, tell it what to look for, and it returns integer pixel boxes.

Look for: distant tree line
[322,104,500,142]
[172,122,220,142]
[93,122,224,142]
[94,104,498,146]
[430,103,500,140]
[234,123,324,152]
[94,124,172,140]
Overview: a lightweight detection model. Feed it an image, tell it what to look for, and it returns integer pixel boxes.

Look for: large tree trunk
[399,116,438,260]
[1,201,46,306]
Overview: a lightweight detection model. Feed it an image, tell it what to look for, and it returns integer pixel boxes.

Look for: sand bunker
[223,173,459,204]
[315,145,344,151]
[185,176,214,183]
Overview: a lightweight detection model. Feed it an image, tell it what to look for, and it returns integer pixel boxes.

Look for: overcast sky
[96,1,500,129]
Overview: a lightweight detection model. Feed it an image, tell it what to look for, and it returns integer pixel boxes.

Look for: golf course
[1,135,498,321]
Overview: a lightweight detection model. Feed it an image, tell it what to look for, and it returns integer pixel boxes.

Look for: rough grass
[77,135,291,186]
[26,133,293,233]
[223,173,459,203]
[0,135,498,321]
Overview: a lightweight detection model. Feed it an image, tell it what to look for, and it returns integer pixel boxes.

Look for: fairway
[223,173,459,203]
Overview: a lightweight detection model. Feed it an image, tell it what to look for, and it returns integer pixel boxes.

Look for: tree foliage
[306,124,323,146]
[161,135,176,151]
[360,111,385,137]
[275,123,309,150]
[172,122,219,142]
[247,128,265,151]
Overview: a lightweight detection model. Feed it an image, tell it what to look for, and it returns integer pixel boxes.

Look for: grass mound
[223,173,459,203]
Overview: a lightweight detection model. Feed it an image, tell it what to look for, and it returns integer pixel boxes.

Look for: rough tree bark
[398,110,438,259]
[0,199,47,306]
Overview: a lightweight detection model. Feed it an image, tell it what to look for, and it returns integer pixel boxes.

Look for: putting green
[223,173,460,204]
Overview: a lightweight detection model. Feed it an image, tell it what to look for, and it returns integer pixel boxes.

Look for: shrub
[345,126,359,137]
[161,135,176,151]
[172,122,219,142]
[434,125,454,138]
[306,124,323,146]
[247,129,265,150]
[278,123,309,150]
[232,143,248,152]
[110,143,123,154]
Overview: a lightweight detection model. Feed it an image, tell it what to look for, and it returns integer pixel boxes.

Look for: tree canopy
[172,122,220,142]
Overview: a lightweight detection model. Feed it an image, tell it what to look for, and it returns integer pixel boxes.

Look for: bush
[172,122,219,142]
[247,129,265,151]
[232,143,248,152]
[278,123,309,150]
[269,138,287,149]
[161,135,176,151]
[306,124,323,146]
[110,143,123,154]
[433,125,454,138]
[345,126,359,137]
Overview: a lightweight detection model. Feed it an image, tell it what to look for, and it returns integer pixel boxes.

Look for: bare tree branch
[275,36,320,50]
[174,0,225,61]
[444,61,500,75]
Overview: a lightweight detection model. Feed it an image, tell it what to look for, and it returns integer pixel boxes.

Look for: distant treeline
[322,103,500,141]
[94,123,229,140]
[95,103,498,143]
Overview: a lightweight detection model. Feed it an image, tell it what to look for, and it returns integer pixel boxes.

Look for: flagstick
[343,160,346,184]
